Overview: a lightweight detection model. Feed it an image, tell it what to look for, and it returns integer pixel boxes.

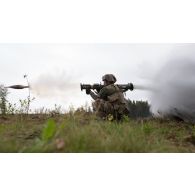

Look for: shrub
[0,85,8,115]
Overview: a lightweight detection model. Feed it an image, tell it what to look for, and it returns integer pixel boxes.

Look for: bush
[0,85,8,115]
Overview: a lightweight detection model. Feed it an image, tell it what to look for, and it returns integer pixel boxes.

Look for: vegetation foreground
[0,111,195,153]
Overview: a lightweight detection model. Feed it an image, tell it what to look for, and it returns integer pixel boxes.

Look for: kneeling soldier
[86,74,130,120]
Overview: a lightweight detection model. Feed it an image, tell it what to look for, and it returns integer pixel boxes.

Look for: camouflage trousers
[92,99,129,120]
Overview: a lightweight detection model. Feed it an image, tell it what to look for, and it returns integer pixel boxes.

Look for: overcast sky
[0,44,182,111]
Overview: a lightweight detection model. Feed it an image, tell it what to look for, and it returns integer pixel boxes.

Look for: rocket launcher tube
[80,83,134,93]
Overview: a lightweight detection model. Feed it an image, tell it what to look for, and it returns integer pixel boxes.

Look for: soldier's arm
[90,90,100,100]
[89,86,108,100]
[98,87,108,99]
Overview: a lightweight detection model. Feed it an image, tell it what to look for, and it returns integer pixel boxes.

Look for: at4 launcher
[80,83,134,93]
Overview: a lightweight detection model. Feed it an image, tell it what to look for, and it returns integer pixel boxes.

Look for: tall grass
[0,111,195,152]
[0,92,195,152]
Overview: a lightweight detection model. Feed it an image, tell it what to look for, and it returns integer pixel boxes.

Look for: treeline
[127,100,151,118]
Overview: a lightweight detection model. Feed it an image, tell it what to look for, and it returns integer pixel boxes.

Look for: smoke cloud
[149,57,195,123]
[30,71,79,99]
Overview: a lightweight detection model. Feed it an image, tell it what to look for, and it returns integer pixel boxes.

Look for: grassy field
[0,111,195,152]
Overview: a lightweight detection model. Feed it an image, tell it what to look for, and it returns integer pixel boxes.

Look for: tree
[0,85,8,115]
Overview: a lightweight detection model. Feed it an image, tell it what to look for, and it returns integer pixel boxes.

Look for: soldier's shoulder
[105,84,116,89]
[101,84,114,91]
[101,84,120,94]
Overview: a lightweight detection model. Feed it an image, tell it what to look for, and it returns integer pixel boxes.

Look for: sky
[0,44,179,111]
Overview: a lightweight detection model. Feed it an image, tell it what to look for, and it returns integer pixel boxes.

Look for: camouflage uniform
[90,74,129,120]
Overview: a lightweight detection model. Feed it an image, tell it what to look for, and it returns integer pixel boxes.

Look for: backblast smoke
[149,58,195,123]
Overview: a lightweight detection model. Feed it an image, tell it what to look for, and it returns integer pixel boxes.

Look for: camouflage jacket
[90,84,127,105]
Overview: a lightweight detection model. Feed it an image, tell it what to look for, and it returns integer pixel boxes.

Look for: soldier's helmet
[102,74,117,83]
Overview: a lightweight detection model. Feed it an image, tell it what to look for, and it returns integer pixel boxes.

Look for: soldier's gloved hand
[86,89,91,95]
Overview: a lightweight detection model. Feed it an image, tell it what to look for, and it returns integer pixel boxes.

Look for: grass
[0,112,195,152]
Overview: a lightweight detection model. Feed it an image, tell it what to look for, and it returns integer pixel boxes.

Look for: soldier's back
[99,84,119,98]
